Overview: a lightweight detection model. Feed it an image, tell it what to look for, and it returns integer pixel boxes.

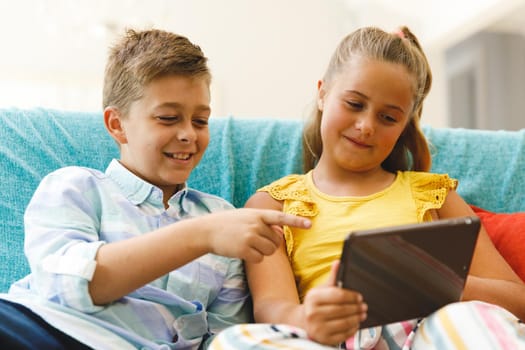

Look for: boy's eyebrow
[155,102,211,112]
[346,90,405,114]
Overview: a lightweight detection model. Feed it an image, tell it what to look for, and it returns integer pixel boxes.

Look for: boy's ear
[104,107,128,145]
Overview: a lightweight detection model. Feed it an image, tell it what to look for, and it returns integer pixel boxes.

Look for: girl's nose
[355,115,374,136]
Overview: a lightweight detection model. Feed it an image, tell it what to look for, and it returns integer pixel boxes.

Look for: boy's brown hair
[103,29,211,115]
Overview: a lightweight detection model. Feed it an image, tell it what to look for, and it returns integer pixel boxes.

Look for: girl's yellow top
[258,171,457,301]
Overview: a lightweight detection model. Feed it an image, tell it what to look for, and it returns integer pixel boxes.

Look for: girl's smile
[344,134,372,149]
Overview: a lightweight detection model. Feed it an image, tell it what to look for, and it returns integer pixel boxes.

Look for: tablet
[336,216,480,329]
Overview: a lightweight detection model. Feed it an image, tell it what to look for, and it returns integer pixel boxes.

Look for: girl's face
[317,56,414,175]
[105,75,211,202]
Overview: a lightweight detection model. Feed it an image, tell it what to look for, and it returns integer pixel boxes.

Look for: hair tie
[394,29,405,39]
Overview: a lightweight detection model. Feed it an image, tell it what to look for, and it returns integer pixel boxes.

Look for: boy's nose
[178,126,197,143]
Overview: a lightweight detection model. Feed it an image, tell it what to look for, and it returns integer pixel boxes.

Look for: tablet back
[337,216,480,329]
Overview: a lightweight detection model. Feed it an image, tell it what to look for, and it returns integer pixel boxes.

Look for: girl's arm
[245,192,303,325]
[245,192,366,345]
[437,190,525,320]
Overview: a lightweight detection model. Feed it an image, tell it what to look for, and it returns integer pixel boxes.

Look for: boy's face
[106,75,211,201]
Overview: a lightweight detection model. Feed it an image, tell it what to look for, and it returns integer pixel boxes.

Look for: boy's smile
[106,75,211,204]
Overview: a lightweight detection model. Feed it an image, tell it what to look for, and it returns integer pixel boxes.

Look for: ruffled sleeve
[257,174,318,217]
[257,174,318,257]
[409,172,458,222]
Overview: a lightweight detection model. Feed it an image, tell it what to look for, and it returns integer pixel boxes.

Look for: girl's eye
[347,101,363,110]
[381,114,397,123]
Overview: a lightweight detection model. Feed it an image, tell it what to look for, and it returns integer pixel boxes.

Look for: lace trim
[258,174,318,257]
[411,172,458,221]
[257,174,318,217]
[258,172,457,257]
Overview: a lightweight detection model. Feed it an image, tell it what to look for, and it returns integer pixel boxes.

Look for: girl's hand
[205,208,311,263]
[302,261,367,345]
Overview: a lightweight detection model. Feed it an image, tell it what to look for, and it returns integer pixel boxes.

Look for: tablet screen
[336,216,480,329]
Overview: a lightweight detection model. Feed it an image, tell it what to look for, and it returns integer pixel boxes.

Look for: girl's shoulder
[400,171,458,192]
[257,174,308,201]
[400,171,458,221]
[257,173,318,217]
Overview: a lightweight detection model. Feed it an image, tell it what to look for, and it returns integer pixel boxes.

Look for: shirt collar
[105,159,187,206]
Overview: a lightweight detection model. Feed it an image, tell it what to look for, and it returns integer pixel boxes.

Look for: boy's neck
[163,183,185,208]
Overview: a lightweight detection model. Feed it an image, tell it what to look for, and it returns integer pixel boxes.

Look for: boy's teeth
[172,153,190,160]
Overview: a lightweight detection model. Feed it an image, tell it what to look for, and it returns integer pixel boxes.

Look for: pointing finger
[262,210,311,229]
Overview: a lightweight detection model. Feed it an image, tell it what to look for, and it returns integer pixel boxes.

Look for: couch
[1,107,525,294]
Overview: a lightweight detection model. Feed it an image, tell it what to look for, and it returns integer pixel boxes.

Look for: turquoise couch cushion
[0,108,303,292]
[1,108,524,292]
[424,126,525,213]
[0,108,118,293]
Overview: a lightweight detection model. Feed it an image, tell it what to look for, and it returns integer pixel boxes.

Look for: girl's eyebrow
[385,103,405,114]
[345,90,368,99]
[345,90,405,114]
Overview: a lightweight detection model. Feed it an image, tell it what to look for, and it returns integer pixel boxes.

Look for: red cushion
[470,205,525,281]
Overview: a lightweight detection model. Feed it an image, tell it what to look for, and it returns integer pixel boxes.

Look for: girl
[210,26,525,349]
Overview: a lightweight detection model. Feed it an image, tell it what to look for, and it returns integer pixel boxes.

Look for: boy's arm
[25,168,310,308]
[89,207,309,305]
[24,168,206,311]
[24,169,107,312]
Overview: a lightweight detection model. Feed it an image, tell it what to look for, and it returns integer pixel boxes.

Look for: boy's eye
[157,116,179,122]
[192,118,209,127]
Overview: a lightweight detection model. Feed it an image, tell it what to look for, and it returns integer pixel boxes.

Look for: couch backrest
[423,126,525,213]
[0,108,303,292]
[0,108,118,292]
[1,108,524,292]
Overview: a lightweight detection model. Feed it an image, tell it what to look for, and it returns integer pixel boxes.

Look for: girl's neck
[311,165,396,197]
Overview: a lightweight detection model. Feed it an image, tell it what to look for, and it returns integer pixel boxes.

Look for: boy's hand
[205,208,311,262]
[302,261,367,345]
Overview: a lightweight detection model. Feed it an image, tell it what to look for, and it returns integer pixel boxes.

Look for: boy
[0,29,310,349]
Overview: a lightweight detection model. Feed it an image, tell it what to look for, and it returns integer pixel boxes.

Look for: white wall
[1,0,523,127]
[0,0,351,121]
[168,0,350,119]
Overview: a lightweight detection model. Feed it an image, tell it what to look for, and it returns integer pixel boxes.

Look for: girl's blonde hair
[303,26,432,173]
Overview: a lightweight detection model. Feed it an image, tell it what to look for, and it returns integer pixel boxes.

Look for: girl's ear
[317,79,326,111]
[104,107,128,145]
